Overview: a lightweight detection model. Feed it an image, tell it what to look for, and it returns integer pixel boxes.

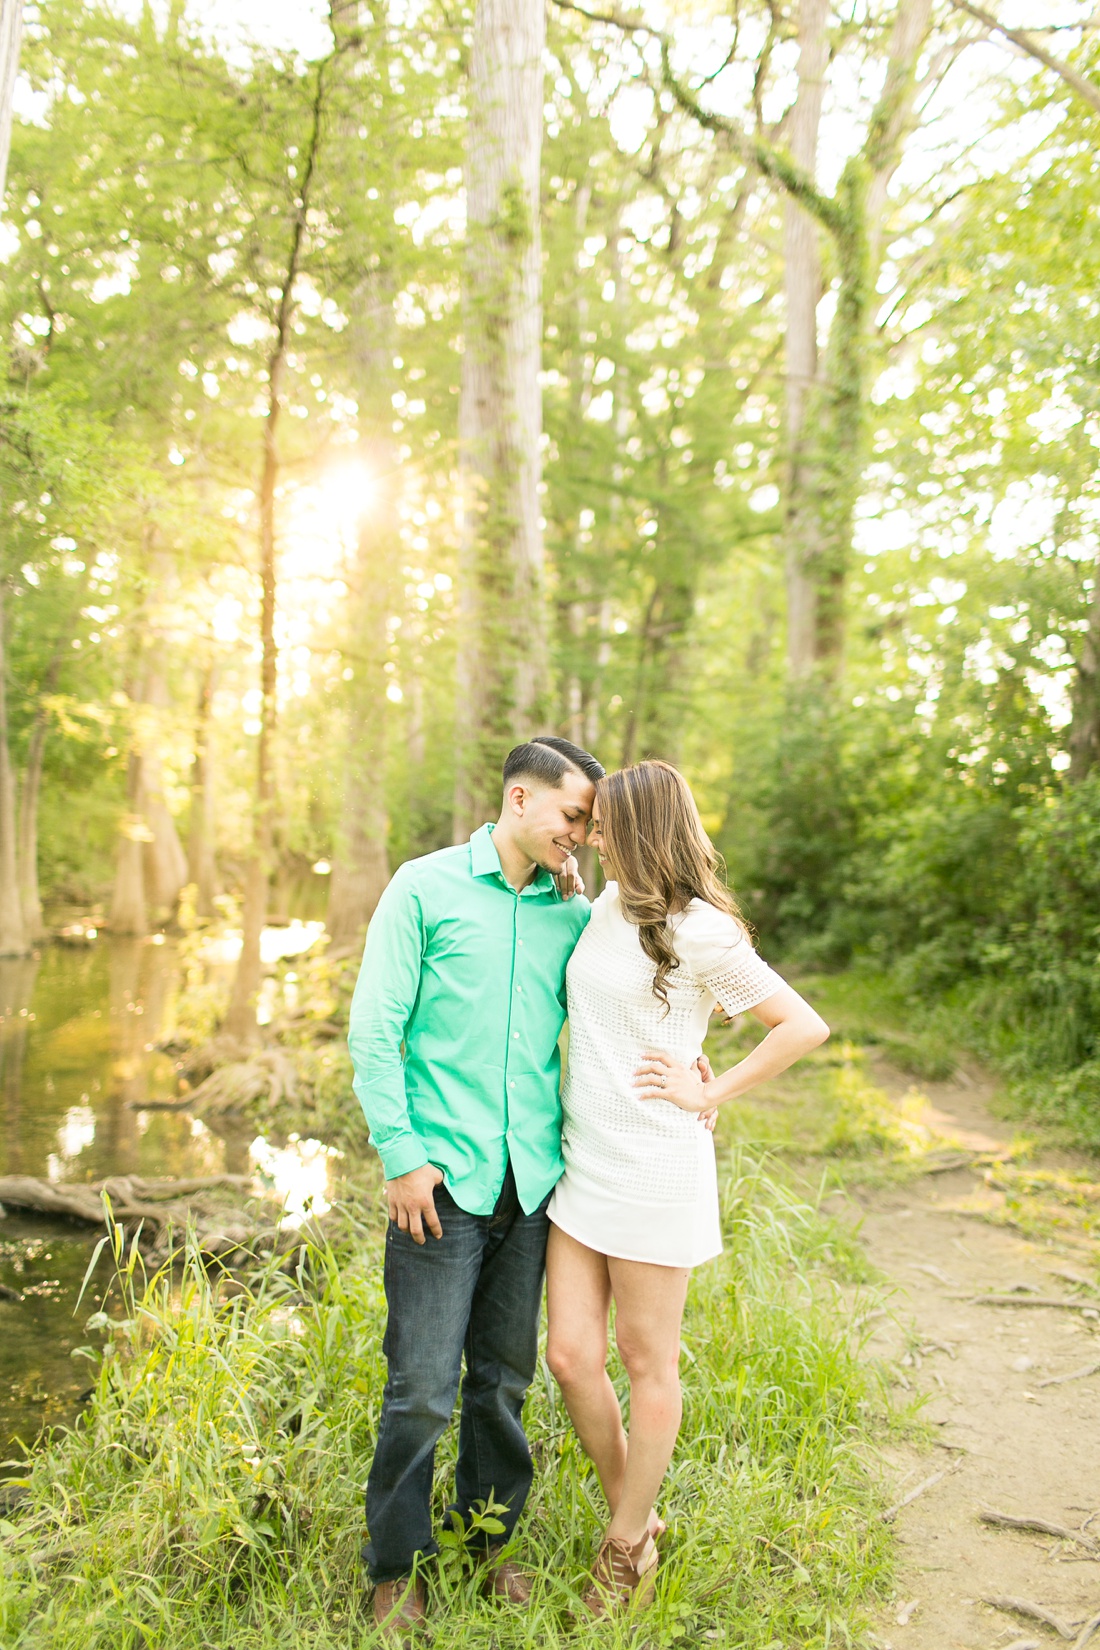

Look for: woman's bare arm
[634,984,829,1111]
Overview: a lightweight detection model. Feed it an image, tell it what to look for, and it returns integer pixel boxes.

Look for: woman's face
[589,806,615,876]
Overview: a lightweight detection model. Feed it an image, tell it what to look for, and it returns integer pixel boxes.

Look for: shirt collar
[469,823,556,896]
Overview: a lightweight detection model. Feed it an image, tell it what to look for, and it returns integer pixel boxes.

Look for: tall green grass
[0,1155,893,1649]
[796,967,1100,1153]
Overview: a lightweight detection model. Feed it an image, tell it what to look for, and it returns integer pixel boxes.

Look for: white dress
[548,885,784,1268]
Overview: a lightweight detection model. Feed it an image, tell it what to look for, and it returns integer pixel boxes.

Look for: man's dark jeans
[363,1163,550,1584]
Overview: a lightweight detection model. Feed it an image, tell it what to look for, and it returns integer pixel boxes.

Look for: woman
[546,760,829,1616]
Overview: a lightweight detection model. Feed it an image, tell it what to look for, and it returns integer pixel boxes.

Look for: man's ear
[505,781,529,817]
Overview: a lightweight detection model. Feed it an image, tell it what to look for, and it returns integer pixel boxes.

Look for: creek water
[0,934,341,1474]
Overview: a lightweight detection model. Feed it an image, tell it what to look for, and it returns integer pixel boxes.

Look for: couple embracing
[348,735,828,1639]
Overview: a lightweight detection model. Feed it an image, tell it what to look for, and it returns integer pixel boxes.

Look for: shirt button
[509,1081,515,1090]
[515,985,522,993]
[513,1032,520,1039]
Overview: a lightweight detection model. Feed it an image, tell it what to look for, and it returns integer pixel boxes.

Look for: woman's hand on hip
[694,1054,719,1131]
[634,1049,712,1112]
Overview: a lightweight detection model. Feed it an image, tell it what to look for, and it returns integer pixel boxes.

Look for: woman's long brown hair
[595,760,747,1009]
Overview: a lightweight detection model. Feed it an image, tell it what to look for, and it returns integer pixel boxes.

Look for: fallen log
[0,1174,252,1229]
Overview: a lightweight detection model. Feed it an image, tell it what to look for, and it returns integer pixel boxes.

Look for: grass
[702,1018,973,1191]
[790,965,1100,1156]
[0,1151,896,1650]
[729,972,1100,1266]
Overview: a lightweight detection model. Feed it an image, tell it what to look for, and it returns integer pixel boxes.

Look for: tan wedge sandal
[581,1530,659,1618]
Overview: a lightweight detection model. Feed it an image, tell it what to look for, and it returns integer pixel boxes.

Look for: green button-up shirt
[347,823,591,1216]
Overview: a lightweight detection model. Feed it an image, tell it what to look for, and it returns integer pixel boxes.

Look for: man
[348,734,604,1640]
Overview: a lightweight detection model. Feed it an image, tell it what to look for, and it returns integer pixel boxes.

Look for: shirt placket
[503,878,522,1144]
[504,884,537,1155]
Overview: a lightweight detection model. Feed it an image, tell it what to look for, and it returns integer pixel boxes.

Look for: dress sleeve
[674,901,785,1017]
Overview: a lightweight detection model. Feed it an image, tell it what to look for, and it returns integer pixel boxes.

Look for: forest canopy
[4,0,1100,1130]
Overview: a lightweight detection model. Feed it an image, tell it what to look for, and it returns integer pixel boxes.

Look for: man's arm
[347,868,444,1241]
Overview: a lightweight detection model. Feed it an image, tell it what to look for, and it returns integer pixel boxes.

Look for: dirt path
[834,1057,1100,1650]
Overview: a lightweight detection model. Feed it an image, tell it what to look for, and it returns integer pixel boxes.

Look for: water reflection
[0,955,43,1177]
[250,1134,340,1224]
[0,930,348,1470]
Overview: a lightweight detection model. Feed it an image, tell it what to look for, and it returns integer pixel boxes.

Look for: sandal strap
[593,1533,654,1593]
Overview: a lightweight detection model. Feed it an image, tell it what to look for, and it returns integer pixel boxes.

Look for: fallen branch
[1038,1360,1100,1390]
[982,1596,1085,1640]
[882,1460,961,1522]
[979,1509,1098,1554]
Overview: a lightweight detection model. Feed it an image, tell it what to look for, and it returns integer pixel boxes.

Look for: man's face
[510,770,595,872]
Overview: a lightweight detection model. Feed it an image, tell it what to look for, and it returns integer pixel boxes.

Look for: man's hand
[386,1164,445,1243]
[554,854,586,901]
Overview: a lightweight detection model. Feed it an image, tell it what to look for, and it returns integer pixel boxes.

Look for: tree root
[0,1173,252,1229]
[970,1294,1096,1311]
[882,1459,962,1522]
[982,1595,1086,1640]
[979,1508,1099,1554]
[1074,1610,1100,1650]
[137,1048,299,1118]
[1039,1360,1100,1389]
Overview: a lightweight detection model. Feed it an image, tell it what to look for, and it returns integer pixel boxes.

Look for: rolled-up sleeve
[347,865,430,1181]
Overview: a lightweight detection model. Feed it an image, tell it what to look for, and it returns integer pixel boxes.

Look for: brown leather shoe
[372,1574,427,1641]
[482,1553,533,1605]
[582,1531,658,1618]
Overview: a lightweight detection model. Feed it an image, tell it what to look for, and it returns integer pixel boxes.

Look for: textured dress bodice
[548,885,784,1267]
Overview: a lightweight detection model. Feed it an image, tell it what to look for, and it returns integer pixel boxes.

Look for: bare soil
[835,1057,1100,1650]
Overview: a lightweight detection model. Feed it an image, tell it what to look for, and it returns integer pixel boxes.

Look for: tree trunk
[187,666,219,918]
[783,0,829,679]
[222,393,279,1046]
[452,0,548,837]
[0,0,23,206]
[326,421,392,947]
[141,670,188,917]
[223,55,331,1043]
[325,508,390,947]
[0,586,27,958]
[1069,563,1100,781]
[18,711,47,940]
[326,256,393,946]
[783,0,932,675]
[111,752,149,937]
[110,669,187,932]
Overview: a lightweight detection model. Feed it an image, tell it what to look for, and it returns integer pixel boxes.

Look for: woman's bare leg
[604,1255,690,1549]
[545,1224,627,1508]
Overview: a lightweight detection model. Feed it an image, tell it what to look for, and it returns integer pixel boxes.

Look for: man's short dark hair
[503,735,605,790]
